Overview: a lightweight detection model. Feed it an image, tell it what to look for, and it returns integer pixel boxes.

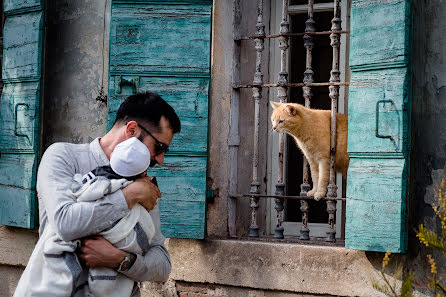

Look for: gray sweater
[36,138,171,296]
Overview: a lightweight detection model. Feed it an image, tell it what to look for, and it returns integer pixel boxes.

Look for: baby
[14,137,156,297]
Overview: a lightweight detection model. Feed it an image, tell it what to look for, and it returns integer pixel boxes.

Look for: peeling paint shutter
[107,0,212,239]
[0,0,45,228]
[346,0,412,252]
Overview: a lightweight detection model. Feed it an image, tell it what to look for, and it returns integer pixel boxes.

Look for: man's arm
[37,143,131,241]
[38,143,159,241]
[121,204,171,282]
[80,205,172,282]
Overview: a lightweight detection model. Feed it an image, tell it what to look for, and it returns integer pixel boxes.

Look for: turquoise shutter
[346,0,412,252]
[107,0,212,239]
[0,0,45,228]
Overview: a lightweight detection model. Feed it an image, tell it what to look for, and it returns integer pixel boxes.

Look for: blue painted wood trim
[346,0,413,253]
[109,71,210,78]
[4,0,42,15]
[112,0,212,4]
[0,1,44,229]
[108,1,212,239]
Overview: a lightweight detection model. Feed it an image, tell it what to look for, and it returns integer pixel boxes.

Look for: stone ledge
[168,238,384,297]
[0,226,38,267]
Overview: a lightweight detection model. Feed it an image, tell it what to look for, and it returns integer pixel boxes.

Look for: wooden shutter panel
[345,0,412,253]
[107,0,212,239]
[0,0,44,228]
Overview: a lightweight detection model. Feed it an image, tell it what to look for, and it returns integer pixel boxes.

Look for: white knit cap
[110,137,151,177]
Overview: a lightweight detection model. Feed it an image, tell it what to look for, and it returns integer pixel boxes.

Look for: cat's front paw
[307,189,317,197]
[313,191,326,201]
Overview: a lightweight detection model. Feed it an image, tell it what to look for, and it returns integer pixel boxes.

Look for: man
[35,91,180,296]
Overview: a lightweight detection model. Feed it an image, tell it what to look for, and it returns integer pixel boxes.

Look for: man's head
[112,92,181,166]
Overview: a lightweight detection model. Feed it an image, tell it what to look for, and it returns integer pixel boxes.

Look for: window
[266,0,350,240]
[230,0,412,253]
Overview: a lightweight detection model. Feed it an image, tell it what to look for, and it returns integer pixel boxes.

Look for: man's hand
[122,176,161,211]
[79,236,126,269]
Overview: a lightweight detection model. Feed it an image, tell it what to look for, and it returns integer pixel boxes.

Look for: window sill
[167,238,381,296]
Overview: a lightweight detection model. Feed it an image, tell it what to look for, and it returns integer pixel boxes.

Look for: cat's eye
[278,120,283,124]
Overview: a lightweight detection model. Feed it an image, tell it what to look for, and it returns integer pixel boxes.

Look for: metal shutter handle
[116,75,140,94]
[14,103,30,138]
[375,99,394,139]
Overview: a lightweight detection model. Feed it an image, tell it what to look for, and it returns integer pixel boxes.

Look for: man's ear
[270,101,280,109]
[125,121,138,138]
[285,105,297,116]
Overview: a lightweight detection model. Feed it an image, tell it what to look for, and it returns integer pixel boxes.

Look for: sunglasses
[137,123,169,156]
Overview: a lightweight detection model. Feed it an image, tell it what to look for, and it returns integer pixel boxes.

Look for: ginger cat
[270,101,349,200]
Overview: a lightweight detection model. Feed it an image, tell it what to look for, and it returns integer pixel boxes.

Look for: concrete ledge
[0,226,38,267]
[168,238,383,297]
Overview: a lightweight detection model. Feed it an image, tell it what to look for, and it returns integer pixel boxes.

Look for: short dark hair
[113,91,181,133]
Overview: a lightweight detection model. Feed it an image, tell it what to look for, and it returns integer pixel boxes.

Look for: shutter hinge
[206,189,216,204]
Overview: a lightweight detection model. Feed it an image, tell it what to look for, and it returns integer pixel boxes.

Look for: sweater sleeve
[37,143,130,241]
[121,204,172,282]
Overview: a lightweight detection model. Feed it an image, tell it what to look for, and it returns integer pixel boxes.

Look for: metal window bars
[230,0,349,243]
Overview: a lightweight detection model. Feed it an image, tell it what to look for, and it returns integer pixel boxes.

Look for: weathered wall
[410,0,446,279]
[42,0,109,149]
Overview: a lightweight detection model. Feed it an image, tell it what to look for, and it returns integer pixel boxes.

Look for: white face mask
[110,137,151,177]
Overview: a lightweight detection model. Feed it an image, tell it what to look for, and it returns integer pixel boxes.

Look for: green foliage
[374,179,446,296]
[372,251,414,297]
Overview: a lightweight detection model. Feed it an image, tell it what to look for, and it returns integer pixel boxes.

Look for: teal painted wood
[346,0,412,253]
[147,156,207,238]
[108,0,212,239]
[0,82,41,153]
[348,68,410,155]
[346,158,408,253]
[109,3,211,76]
[2,11,43,81]
[4,0,43,14]
[0,154,38,227]
[0,1,44,229]
[350,0,412,70]
[108,76,209,154]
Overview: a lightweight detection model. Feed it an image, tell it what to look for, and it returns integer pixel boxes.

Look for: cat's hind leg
[313,160,330,201]
[306,160,319,198]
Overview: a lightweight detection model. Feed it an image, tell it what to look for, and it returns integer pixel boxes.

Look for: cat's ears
[270,101,281,109]
[270,101,298,116]
[285,105,297,116]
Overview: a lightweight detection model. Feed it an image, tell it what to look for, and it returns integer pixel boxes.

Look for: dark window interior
[285,11,333,223]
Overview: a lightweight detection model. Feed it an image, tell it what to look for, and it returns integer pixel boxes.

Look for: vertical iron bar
[229,0,241,238]
[326,0,341,243]
[249,0,265,238]
[299,0,315,241]
[274,0,289,239]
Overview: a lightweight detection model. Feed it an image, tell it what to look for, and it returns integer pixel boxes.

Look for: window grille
[230,0,349,243]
